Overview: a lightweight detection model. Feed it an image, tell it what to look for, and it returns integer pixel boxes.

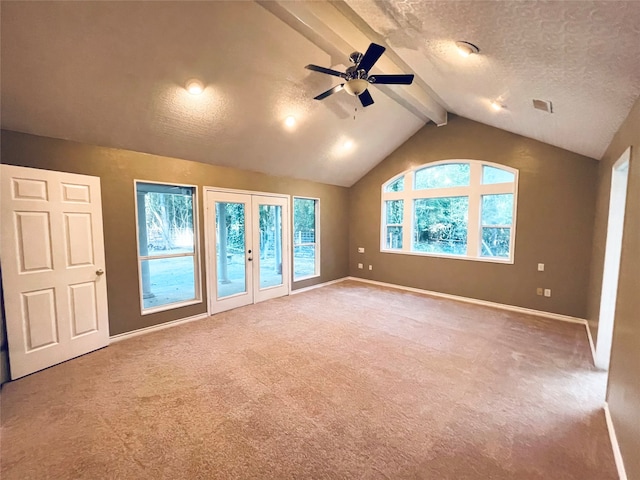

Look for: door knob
[96,269,104,275]
[248,258,253,262]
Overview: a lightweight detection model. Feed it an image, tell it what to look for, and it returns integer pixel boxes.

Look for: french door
[205,190,289,314]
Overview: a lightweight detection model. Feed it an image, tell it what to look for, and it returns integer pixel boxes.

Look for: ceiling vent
[533,99,553,113]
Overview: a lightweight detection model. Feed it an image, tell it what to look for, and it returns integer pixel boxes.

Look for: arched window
[381,160,518,262]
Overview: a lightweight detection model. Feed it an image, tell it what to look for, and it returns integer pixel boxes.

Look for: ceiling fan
[305,42,414,107]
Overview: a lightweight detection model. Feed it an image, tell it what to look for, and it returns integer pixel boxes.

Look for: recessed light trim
[185,79,204,95]
[455,41,480,58]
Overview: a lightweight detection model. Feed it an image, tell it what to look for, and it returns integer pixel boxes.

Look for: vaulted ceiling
[2,1,640,187]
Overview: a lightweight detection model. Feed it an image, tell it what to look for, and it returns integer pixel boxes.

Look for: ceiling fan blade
[314,84,344,100]
[305,64,345,78]
[359,89,374,107]
[357,43,385,72]
[369,74,415,85]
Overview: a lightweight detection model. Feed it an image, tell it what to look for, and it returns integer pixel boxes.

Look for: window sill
[141,298,202,316]
[380,249,514,265]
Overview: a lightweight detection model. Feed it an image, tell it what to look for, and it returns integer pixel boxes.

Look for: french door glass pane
[481,227,511,258]
[259,204,283,289]
[216,202,247,298]
[141,256,195,309]
[413,197,469,255]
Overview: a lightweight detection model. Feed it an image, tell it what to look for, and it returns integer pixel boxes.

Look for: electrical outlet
[358,247,365,253]
[537,263,545,272]
[544,289,551,297]
[536,288,543,296]
[368,265,372,271]
[357,263,363,269]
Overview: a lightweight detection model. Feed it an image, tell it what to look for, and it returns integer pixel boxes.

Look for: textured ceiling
[2,1,640,187]
[0,1,424,187]
[344,0,640,160]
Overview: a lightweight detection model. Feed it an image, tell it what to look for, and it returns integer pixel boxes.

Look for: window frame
[292,196,321,281]
[380,160,518,263]
[134,180,202,315]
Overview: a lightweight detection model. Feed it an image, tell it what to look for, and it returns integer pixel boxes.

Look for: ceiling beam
[257,0,448,126]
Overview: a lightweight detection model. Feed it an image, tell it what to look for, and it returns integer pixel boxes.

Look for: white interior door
[206,190,289,314]
[1,165,109,379]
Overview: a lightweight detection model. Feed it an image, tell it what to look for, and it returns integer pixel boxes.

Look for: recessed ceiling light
[455,41,480,58]
[343,140,353,150]
[284,116,296,128]
[491,101,503,111]
[185,79,204,95]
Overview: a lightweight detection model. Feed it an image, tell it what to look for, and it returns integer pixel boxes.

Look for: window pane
[293,198,316,245]
[483,166,514,184]
[482,194,514,225]
[415,163,470,190]
[413,197,468,255]
[481,227,511,258]
[385,200,403,225]
[384,176,404,192]
[294,245,316,278]
[141,256,195,309]
[294,198,318,280]
[385,226,403,249]
[137,183,195,257]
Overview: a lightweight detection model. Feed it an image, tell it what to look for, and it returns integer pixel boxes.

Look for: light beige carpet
[1,281,617,479]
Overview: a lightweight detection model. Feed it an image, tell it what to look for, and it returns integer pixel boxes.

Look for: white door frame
[204,187,291,315]
[596,147,631,370]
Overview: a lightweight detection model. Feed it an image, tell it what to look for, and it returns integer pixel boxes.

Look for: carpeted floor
[0,281,617,479]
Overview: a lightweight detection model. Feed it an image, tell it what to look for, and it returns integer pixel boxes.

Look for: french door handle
[247,257,253,261]
[96,269,104,275]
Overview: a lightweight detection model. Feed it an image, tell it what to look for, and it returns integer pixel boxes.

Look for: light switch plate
[538,263,545,271]
[544,289,551,297]
[358,263,363,269]
[358,247,365,253]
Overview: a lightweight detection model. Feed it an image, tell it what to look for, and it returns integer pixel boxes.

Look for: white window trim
[293,196,321,281]
[134,180,202,315]
[381,160,518,264]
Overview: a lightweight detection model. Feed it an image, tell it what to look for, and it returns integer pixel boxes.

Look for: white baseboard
[346,276,588,325]
[604,402,628,480]
[110,313,210,344]
[291,277,349,295]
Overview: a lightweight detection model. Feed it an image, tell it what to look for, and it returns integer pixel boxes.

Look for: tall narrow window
[293,197,320,280]
[135,181,200,313]
[381,160,518,262]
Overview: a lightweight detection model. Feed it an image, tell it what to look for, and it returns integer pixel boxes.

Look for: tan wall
[587,95,640,479]
[349,115,598,318]
[0,130,349,346]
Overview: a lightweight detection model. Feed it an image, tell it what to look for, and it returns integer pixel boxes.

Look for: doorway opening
[595,147,631,370]
[205,189,290,314]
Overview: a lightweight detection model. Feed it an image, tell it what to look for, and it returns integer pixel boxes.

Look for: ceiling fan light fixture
[185,79,204,95]
[455,41,480,58]
[343,78,369,96]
